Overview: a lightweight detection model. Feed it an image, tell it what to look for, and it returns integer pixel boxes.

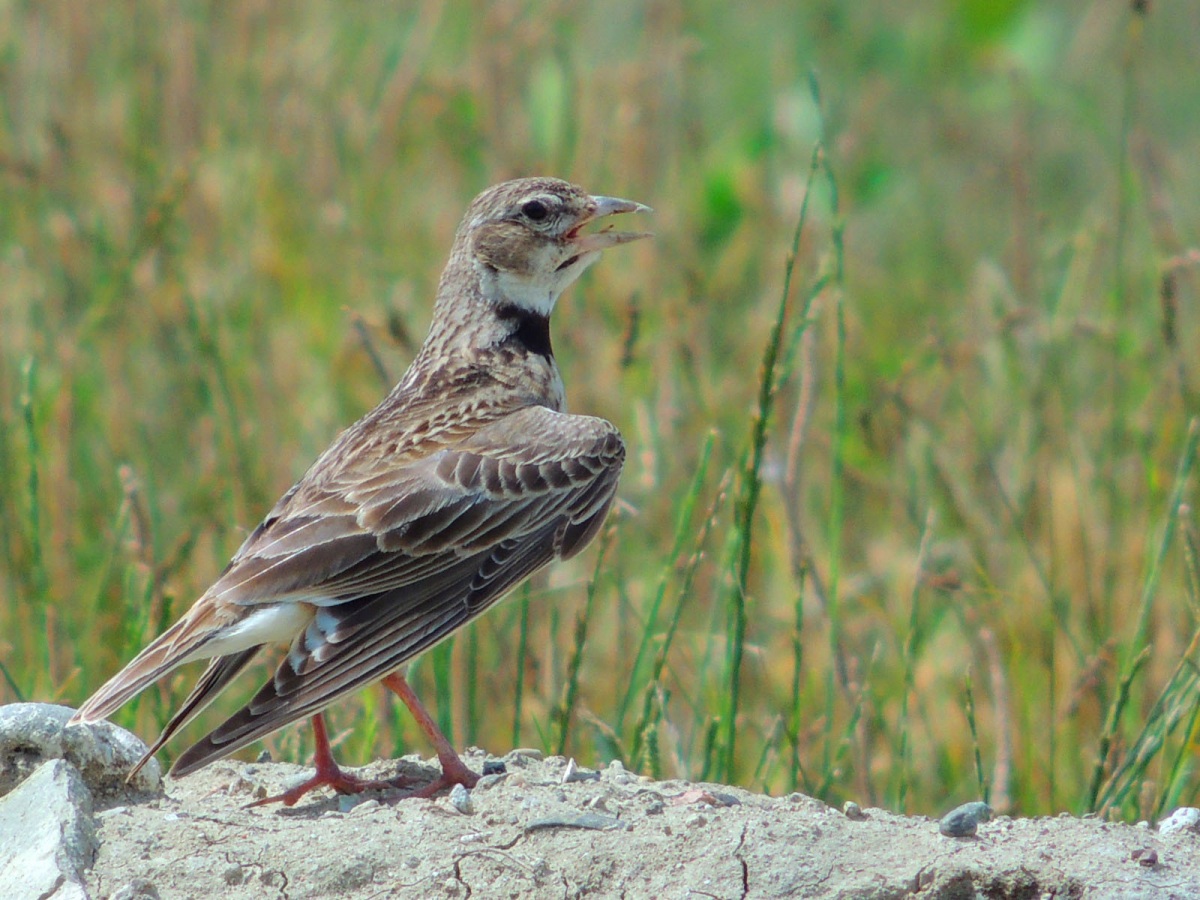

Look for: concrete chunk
[0,759,98,900]
[0,702,161,805]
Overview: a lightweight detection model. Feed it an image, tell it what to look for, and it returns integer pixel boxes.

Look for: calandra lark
[70,177,650,806]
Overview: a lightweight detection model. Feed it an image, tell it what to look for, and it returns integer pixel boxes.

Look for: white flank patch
[186,602,312,661]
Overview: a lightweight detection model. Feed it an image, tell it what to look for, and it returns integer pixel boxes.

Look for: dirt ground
[84,748,1200,899]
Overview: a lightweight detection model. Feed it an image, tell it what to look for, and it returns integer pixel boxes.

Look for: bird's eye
[521,199,549,221]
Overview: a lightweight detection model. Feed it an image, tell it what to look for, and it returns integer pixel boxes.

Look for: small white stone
[843,801,866,820]
[283,772,314,791]
[509,747,544,761]
[449,783,473,814]
[1160,807,1200,835]
[110,880,161,900]
[561,758,600,783]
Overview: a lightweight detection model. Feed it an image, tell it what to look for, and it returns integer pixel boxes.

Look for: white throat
[474,252,599,317]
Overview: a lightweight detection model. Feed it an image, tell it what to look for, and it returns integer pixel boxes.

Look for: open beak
[569,194,653,253]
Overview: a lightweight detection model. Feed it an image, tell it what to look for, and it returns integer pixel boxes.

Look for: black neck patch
[496,303,554,359]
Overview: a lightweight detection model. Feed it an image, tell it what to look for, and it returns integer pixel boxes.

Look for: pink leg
[381,671,479,795]
[247,713,409,808]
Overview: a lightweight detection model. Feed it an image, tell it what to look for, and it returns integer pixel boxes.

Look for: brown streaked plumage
[69,177,650,806]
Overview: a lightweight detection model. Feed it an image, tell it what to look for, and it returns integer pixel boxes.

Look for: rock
[561,757,600,783]
[843,800,867,820]
[1159,807,1200,835]
[448,782,473,814]
[0,759,98,900]
[506,747,544,763]
[77,753,1200,899]
[109,880,161,900]
[939,801,993,837]
[0,702,162,805]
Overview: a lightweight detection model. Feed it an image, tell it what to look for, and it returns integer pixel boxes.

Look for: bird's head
[457,177,651,317]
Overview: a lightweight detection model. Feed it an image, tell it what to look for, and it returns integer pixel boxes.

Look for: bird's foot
[393,750,480,800]
[376,671,479,799]
[246,764,413,808]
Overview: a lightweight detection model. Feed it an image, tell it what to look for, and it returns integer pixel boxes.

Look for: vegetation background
[3,0,1199,821]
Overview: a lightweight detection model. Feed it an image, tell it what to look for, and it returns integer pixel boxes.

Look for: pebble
[562,758,600,783]
[509,747,544,761]
[347,798,382,816]
[606,760,636,785]
[1132,848,1159,867]
[282,771,314,792]
[525,812,628,831]
[1160,807,1200,835]
[474,773,506,791]
[449,782,473,814]
[110,880,161,900]
[939,801,993,837]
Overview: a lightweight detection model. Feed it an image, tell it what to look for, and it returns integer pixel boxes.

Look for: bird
[69,177,651,806]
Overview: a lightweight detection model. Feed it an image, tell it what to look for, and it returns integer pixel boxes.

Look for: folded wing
[165,406,623,774]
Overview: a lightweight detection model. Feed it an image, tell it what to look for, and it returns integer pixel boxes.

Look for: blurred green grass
[3,0,1200,819]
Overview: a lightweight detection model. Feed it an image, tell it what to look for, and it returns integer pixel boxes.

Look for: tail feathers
[127,646,262,780]
[68,615,207,725]
[170,645,385,777]
[169,666,315,777]
[170,715,272,777]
